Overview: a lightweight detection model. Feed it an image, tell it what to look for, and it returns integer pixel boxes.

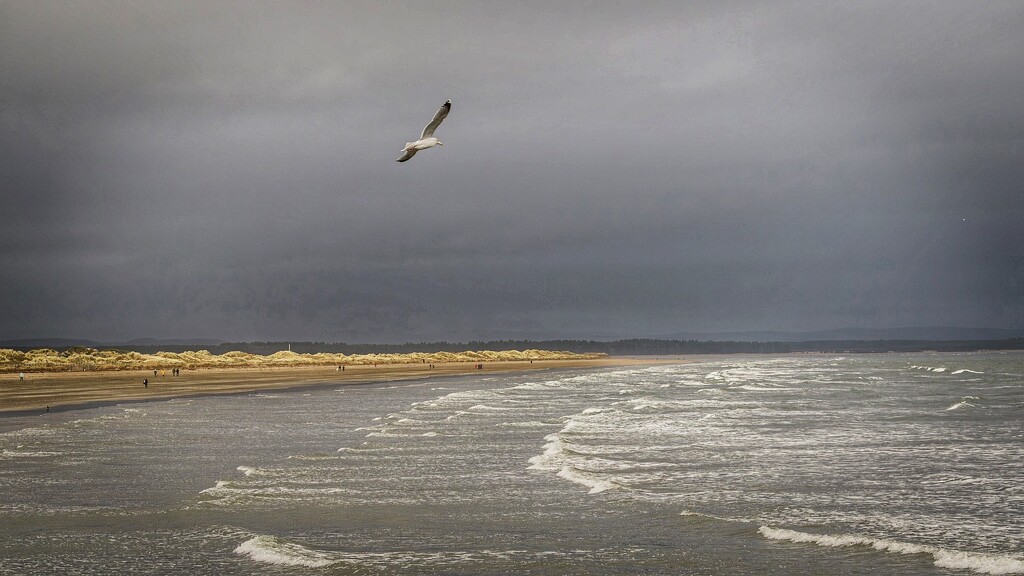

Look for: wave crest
[234,535,336,567]
[759,526,1024,575]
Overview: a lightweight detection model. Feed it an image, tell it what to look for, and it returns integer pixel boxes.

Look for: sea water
[0,352,1021,575]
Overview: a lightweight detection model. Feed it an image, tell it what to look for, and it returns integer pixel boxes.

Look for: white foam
[947,395,982,411]
[678,510,743,523]
[287,454,339,461]
[496,420,550,428]
[953,369,985,375]
[511,381,557,391]
[528,428,620,495]
[1,449,61,458]
[235,535,336,568]
[911,365,949,373]
[527,433,564,471]
[556,466,616,494]
[620,397,687,412]
[735,384,794,392]
[237,466,259,477]
[759,527,1024,575]
[364,431,415,438]
[468,404,512,412]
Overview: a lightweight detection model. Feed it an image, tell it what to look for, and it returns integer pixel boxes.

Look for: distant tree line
[23,337,1018,355]
[786,338,1024,353]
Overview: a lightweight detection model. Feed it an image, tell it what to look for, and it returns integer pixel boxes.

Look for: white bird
[396,100,451,162]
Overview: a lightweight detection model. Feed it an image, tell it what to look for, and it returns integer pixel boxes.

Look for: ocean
[1,352,1021,575]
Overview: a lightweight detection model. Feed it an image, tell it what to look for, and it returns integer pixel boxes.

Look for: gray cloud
[1,1,1022,342]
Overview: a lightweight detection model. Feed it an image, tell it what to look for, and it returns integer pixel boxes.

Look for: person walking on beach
[143,378,148,388]
[19,372,24,381]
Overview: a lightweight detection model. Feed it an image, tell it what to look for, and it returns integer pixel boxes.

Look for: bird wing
[420,100,451,139]
[396,148,418,162]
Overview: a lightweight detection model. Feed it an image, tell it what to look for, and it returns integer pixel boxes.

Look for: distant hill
[125,338,224,346]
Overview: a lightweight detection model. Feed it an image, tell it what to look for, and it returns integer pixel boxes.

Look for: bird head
[436,140,444,146]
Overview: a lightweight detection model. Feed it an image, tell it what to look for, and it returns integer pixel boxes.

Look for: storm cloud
[2,1,1022,342]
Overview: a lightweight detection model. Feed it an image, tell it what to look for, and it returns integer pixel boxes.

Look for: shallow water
[1,352,1021,575]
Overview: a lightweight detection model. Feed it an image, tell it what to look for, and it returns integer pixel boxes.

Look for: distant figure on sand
[143,378,148,388]
[19,372,24,381]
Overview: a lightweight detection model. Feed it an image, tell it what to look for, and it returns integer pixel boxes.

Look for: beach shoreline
[0,357,685,415]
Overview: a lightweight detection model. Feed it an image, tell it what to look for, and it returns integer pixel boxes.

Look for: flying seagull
[396,100,451,162]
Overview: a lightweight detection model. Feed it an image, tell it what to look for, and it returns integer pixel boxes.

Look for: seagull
[396,100,450,162]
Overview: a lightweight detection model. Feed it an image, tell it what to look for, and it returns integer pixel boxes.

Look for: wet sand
[0,357,682,414]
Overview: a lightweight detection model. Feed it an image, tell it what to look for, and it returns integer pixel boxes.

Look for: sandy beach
[0,357,680,414]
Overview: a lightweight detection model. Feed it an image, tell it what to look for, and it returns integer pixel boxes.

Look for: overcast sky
[1,1,1022,343]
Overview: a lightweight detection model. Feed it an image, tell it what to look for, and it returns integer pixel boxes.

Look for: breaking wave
[235,535,336,567]
[759,527,1024,575]
[946,395,981,411]
[556,466,617,494]
[236,465,260,477]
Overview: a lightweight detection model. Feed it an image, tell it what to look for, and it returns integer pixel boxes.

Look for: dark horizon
[4,325,1024,351]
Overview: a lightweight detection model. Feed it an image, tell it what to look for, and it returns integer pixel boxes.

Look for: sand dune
[0,347,604,373]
